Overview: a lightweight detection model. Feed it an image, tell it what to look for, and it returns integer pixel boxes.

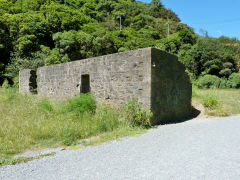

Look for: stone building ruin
[19,47,192,125]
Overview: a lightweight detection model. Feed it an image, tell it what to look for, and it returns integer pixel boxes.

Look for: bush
[2,79,10,89]
[39,99,53,112]
[123,99,152,127]
[59,93,97,115]
[118,47,129,52]
[219,68,232,77]
[201,95,228,116]
[12,76,19,88]
[219,78,230,89]
[203,96,219,109]
[228,73,240,88]
[94,106,120,132]
[0,88,17,101]
[195,75,221,89]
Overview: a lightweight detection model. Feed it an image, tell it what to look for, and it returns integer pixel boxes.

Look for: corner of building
[150,48,192,125]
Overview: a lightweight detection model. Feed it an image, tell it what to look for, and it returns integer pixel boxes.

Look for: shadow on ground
[152,106,202,128]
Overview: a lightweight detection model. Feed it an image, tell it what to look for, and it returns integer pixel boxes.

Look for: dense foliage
[0,0,183,84]
[157,33,239,78]
[195,75,221,89]
[156,29,240,88]
[228,73,240,88]
[0,0,240,88]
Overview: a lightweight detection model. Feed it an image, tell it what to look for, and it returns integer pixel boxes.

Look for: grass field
[192,87,240,116]
[0,88,148,165]
[0,87,239,166]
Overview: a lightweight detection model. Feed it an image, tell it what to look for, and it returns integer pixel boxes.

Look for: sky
[139,0,240,39]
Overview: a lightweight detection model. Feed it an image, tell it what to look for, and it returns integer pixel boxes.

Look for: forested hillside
[0,0,240,87]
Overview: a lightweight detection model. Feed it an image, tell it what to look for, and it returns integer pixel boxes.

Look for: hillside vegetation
[1,0,240,87]
[0,0,185,83]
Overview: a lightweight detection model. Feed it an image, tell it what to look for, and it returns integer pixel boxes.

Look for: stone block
[19,48,192,125]
[19,69,37,94]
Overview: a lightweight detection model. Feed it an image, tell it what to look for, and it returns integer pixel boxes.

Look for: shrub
[59,93,97,115]
[123,99,152,127]
[223,62,233,69]
[2,79,10,89]
[94,106,120,132]
[219,68,232,77]
[12,76,19,88]
[0,87,17,101]
[219,78,230,89]
[39,99,53,112]
[195,75,221,89]
[203,96,219,110]
[228,73,240,88]
[118,47,129,52]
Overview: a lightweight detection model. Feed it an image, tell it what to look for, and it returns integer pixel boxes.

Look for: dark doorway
[29,70,37,94]
[80,74,90,93]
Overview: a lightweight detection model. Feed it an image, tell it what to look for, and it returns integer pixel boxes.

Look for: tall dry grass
[192,86,240,116]
[0,89,126,161]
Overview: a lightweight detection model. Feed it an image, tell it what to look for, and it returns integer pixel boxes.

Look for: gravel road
[1,115,240,180]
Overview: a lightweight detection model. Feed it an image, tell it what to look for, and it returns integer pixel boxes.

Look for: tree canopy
[0,0,239,85]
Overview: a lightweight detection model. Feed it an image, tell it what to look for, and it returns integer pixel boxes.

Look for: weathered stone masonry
[19,48,192,124]
[19,69,37,94]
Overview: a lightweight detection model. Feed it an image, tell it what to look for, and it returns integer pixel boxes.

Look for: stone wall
[19,69,37,94]
[150,48,192,124]
[37,48,152,109]
[19,48,192,125]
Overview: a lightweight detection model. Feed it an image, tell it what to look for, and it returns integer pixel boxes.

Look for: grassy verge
[192,86,240,116]
[0,88,151,166]
[2,86,239,166]
[0,152,56,167]
[69,126,146,150]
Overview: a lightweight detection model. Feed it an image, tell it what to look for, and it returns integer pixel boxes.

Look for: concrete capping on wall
[19,48,192,125]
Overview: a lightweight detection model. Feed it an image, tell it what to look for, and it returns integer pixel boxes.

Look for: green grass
[0,88,147,165]
[0,152,56,167]
[2,86,239,166]
[69,126,145,150]
[192,86,240,116]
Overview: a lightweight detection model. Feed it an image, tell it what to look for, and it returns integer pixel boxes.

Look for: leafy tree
[0,0,239,85]
[228,73,240,88]
[196,75,221,89]
[151,0,163,6]
[178,29,197,45]
[155,33,181,54]
[186,38,236,77]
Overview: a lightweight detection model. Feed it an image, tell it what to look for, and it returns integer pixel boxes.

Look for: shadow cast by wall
[152,106,202,128]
